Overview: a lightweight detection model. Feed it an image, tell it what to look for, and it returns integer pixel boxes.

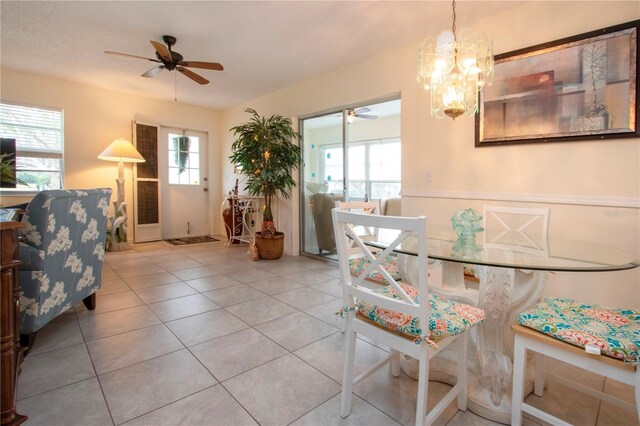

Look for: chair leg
[635,369,640,422]
[82,293,97,310]
[390,349,400,378]
[534,352,545,397]
[511,335,527,426]
[337,281,347,333]
[415,348,429,426]
[456,334,469,411]
[340,326,357,418]
[19,332,37,356]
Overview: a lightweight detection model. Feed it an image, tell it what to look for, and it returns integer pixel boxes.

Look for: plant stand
[220,196,263,246]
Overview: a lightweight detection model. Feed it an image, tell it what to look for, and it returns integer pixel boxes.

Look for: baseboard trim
[400,190,640,208]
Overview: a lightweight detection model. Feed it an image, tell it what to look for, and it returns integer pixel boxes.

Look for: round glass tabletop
[368,230,639,272]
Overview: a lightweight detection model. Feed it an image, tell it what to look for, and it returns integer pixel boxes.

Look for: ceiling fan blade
[177,67,209,85]
[142,66,165,78]
[357,114,378,120]
[104,51,160,62]
[150,41,172,61]
[355,107,371,114]
[179,61,224,71]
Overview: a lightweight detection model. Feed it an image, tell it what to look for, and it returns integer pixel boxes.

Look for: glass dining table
[365,228,639,423]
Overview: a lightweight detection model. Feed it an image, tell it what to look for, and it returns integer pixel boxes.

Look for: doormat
[164,236,220,245]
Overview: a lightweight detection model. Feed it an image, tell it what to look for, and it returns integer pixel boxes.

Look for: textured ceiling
[1,1,512,110]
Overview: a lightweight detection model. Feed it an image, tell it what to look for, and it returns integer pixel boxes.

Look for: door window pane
[372,182,401,199]
[168,135,200,185]
[370,141,401,180]
[348,145,366,180]
[348,180,366,199]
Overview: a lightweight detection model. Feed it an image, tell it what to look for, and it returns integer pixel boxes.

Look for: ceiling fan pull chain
[174,71,177,102]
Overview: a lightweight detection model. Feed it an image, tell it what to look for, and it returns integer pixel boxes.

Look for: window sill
[0,189,38,197]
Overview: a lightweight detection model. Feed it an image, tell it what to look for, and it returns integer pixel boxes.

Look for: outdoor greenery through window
[168,134,200,185]
[0,102,64,191]
[321,137,401,200]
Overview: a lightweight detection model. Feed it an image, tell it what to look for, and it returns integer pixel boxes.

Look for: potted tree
[229,108,302,259]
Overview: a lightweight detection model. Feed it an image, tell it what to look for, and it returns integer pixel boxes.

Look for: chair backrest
[332,209,429,328]
[309,192,342,253]
[18,188,112,333]
[20,188,112,281]
[334,200,381,246]
[483,205,550,255]
[382,197,401,216]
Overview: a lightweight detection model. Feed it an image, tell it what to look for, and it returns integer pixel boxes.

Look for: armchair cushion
[357,281,485,339]
[518,298,640,363]
[309,193,342,253]
[18,188,112,334]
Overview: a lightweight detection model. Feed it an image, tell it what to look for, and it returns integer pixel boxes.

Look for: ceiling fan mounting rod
[162,35,177,48]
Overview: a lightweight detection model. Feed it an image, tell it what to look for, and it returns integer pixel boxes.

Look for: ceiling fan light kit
[345,107,377,124]
[105,34,223,86]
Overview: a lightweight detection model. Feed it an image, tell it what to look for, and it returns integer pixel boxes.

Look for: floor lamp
[98,138,145,251]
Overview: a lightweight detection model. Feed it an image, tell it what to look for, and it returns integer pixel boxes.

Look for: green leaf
[229,108,303,229]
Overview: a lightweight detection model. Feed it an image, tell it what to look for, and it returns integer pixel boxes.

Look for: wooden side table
[1,221,27,425]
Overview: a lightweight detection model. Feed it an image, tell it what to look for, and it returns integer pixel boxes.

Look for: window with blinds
[0,102,64,191]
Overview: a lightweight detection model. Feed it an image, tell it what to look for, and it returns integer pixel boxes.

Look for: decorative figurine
[451,208,484,257]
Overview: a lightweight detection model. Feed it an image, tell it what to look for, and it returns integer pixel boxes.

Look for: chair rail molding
[401,189,640,209]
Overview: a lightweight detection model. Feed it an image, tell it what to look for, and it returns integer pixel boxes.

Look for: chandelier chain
[452,0,457,41]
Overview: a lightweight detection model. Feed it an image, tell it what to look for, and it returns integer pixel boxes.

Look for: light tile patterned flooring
[16,240,638,425]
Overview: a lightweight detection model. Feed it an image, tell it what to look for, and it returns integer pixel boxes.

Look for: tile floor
[15,240,638,425]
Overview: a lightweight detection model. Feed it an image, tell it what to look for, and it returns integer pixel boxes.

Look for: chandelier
[417,0,494,120]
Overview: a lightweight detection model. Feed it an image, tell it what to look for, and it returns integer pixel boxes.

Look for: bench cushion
[518,298,640,363]
[357,281,485,339]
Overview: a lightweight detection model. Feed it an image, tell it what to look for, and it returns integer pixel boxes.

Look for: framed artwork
[476,20,639,146]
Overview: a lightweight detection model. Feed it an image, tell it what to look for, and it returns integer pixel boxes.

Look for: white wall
[220,1,640,307]
[0,69,223,238]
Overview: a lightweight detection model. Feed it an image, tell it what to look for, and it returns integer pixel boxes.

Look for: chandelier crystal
[417,0,494,120]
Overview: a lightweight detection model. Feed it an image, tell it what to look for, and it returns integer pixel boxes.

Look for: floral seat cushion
[518,298,640,363]
[463,264,478,278]
[357,281,485,339]
[349,255,400,284]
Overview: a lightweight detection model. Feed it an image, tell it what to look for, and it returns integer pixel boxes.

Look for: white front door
[159,128,210,239]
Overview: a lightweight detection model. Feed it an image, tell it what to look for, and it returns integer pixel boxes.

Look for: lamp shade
[98,138,145,163]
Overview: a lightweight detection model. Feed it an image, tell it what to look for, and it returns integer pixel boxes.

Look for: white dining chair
[483,205,550,255]
[334,200,381,252]
[335,200,401,285]
[332,209,485,425]
[511,298,640,425]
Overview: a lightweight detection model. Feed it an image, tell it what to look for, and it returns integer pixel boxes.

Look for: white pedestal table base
[400,261,547,424]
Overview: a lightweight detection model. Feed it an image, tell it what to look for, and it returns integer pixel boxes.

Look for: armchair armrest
[18,241,44,271]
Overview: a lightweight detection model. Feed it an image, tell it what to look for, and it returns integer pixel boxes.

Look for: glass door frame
[298,95,400,259]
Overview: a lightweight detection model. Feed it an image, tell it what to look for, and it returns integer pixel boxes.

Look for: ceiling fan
[105,35,223,85]
[346,107,377,123]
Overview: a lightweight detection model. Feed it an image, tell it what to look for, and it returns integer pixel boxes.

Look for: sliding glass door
[301,112,344,256]
[300,98,401,259]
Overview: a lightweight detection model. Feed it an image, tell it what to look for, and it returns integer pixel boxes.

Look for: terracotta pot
[254,231,284,260]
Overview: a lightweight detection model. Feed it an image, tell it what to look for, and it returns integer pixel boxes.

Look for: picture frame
[475,20,639,147]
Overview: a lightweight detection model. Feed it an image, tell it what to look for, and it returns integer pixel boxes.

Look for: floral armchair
[18,188,112,339]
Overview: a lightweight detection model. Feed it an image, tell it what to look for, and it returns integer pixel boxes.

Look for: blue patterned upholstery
[18,189,112,334]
